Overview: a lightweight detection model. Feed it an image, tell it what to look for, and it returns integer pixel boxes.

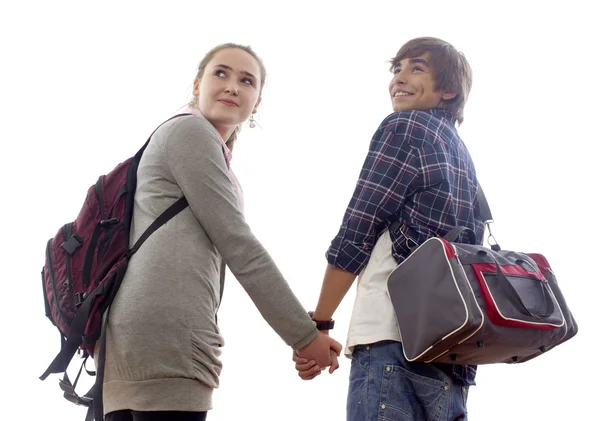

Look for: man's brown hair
[390,37,472,125]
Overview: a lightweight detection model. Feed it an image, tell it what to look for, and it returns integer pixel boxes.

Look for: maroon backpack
[40,114,190,420]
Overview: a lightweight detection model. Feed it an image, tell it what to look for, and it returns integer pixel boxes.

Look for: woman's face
[195,48,262,136]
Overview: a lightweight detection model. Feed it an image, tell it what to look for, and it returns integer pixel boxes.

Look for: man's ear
[441,91,457,101]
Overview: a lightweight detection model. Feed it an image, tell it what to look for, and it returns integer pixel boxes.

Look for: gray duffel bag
[386,189,578,365]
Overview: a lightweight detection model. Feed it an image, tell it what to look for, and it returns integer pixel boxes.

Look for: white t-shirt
[345,230,402,357]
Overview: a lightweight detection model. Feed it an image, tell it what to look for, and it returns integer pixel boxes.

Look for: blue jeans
[347,341,470,421]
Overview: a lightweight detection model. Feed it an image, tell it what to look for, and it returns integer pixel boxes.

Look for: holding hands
[294,331,342,380]
[294,265,356,380]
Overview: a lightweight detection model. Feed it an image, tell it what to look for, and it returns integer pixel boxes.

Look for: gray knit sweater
[100,115,319,414]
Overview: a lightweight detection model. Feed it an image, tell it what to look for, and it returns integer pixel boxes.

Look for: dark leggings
[106,410,207,421]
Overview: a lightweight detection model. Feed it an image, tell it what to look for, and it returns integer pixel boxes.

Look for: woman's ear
[193,79,200,97]
[252,97,262,114]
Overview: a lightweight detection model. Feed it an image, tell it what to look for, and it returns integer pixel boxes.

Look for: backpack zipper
[95,177,106,221]
[97,221,123,263]
[62,223,76,312]
[41,268,52,322]
[46,239,70,324]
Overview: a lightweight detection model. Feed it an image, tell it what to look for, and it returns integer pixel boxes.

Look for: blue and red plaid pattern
[327,107,485,384]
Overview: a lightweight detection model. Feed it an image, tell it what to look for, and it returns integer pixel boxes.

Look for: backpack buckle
[61,235,83,255]
[62,391,93,407]
[99,218,119,227]
[59,378,92,407]
[75,292,87,307]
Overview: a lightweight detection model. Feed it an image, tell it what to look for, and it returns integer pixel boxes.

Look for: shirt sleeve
[326,114,420,275]
[163,116,318,350]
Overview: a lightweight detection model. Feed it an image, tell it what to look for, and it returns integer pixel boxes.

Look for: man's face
[388,53,455,112]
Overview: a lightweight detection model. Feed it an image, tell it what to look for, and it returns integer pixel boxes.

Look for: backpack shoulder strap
[127,196,189,256]
[134,113,193,160]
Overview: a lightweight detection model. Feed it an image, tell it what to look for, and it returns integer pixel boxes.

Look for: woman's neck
[212,124,235,142]
[182,105,235,143]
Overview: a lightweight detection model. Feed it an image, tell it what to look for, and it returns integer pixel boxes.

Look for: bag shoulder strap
[476,184,502,251]
[476,184,493,223]
[444,184,495,244]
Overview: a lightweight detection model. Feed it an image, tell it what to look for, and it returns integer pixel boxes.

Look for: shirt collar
[428,107,456,125]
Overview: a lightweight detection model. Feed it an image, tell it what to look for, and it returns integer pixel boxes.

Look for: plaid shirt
[326,107,485,385]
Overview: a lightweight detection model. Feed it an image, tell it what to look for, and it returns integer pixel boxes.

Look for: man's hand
[327,347,340,374]
[292,354,322,380]
[295,331,342,369]
[292,264,353,380]
[293,333,341,380]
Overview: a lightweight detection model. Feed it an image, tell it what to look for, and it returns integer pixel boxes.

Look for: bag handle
[443,226,477,244]
[478,250,555,320]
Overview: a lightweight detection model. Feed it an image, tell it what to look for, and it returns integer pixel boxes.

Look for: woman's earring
[249,114,256,128]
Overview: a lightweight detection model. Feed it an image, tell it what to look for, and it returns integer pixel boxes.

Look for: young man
[294,37,485,421]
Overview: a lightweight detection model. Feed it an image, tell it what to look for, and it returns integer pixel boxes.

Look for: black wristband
[308,311,335,330]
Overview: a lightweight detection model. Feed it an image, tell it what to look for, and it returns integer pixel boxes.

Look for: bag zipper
[95,177,106,221]
[62,223,76,312]
[46,239,69,324]
[482,271,549,283]
[41,267,53,322]
[97,221,123,263]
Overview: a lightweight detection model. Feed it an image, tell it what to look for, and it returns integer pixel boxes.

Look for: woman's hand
[293,332,341,380]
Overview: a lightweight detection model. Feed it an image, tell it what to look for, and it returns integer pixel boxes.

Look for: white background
[1,1,598,419]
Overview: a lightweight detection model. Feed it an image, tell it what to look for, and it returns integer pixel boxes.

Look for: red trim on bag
[527,253,552,273]
[440,239,456,258]
[471,264,556,330]
[473,263,544,280]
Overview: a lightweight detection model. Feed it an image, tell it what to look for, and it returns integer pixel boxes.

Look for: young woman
[102,43,341,421]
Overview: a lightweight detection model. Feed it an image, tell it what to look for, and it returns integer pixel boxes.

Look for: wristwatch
[308,311,335,330]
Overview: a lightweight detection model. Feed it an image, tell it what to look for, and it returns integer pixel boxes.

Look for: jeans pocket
[352,346,371,372]
[462,385,469,409]
[378,365,450,421]
[348,352,371,421]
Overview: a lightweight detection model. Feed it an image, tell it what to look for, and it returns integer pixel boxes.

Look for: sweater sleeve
[163,116,318,350]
